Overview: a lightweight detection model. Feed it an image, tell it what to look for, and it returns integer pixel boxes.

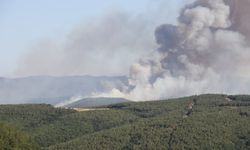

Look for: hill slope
[0,94,250,150]
[64,97,130,108]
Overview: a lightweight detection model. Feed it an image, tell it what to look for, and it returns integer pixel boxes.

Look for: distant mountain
[0,75,128,104]
[64,97,130,108]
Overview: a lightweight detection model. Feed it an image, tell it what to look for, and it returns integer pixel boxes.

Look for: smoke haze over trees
[8,0,250,102]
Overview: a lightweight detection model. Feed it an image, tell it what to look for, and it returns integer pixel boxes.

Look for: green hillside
[0,94,250,150]
[0,122,39,150]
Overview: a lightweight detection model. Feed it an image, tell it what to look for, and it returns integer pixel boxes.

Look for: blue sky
[0,0,188,77]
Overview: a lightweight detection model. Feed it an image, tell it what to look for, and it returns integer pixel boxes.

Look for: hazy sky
[0,0,188,77]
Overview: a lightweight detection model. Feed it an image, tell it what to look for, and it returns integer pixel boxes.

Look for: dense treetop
[0,94,250,150]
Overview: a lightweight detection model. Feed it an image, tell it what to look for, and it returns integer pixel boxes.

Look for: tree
[0,122,40,150]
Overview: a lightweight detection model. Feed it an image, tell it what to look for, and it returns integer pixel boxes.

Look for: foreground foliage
[0,122,39,150]
[0,94,250,150]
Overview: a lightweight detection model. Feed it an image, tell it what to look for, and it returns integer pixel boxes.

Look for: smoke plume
[15,0,250,102]
[16,12,157,77]
[100,0,250,101]
[228,0,250,43]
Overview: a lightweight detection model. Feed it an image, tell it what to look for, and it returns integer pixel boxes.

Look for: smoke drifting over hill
[15,0,250,102]
[100,0,250,101]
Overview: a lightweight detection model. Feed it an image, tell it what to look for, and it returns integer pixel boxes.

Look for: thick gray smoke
[15,0,250,102]
[15,1,191,78]
[228,0,250,43]
[101,0,250,101]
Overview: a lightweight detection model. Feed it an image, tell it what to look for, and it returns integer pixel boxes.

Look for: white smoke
[99,0,250,101]
[15,12,157,77]
[55,95,85,108]
[15,0,250,102]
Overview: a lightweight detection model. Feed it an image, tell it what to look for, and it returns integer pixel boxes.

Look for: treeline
[219,102,250,107]
[0,94,250,150]
[228,95,250,102]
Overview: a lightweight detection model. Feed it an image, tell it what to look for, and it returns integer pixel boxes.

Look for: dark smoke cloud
[100,0,250,101]
[155,24,181,51]
[228,0,250,43]
[14,0,250,101]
